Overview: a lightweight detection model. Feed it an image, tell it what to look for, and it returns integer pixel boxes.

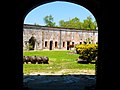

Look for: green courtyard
[23,50,96,75]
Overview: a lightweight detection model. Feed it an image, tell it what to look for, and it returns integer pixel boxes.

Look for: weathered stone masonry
[23,24,98,50]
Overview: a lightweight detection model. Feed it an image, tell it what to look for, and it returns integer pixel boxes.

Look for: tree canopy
[59,16,97,30]
[36,15,97,30]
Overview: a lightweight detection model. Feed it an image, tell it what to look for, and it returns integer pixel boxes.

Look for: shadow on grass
[23,74,96,90]
[77,61,96,64]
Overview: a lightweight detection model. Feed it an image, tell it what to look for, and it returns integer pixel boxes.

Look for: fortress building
[23,24,98,50]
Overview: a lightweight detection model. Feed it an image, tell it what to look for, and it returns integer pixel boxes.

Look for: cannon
[29,56,37,64]
[35,56,43,64]
[41,56,49,64]
[23,56,49,64]
[23,56,30,64]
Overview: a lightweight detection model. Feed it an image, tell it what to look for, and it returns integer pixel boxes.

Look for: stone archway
[16,0,105,90]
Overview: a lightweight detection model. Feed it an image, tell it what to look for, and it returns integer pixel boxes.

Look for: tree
[43,15,97,30]
[59,17,82,29]
[82,16,97,30]
[59,16,97,30]
[59,20,66,27]
[43,15,56,27]
[68,17,82,29]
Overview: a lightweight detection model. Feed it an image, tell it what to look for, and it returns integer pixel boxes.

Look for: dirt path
[23,70,96,90]
[24,69,96,75]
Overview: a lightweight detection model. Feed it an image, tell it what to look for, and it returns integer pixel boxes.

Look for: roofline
[23,24,98,32]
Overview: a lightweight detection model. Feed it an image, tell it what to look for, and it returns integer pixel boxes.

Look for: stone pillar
[59,30,62,49]
[42,31,44,49]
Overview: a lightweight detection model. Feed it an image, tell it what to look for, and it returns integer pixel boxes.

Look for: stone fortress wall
[23,24,98,50]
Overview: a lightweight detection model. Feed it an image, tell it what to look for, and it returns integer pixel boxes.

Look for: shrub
[75,44,98,63]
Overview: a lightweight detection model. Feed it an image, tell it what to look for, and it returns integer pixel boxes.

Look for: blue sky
[24,1,96,26]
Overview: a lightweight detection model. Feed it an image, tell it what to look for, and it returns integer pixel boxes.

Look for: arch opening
[23,1,98,90]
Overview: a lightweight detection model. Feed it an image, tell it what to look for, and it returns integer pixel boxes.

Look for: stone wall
[23,24,98,50]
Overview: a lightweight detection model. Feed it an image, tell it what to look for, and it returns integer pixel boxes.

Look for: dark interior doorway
[67,41,70,50]
[50,41,53,50]
[28,36,36,50]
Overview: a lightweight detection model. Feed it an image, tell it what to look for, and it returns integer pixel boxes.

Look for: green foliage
[75,44,98,63]
[43,15,56,27]
[42,15,97,30]
[59,16,97,30]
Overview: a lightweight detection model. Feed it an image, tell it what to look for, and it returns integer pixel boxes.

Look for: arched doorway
[28,35,36,50]
[16,0,103,90]
[50,41,53,50]
[23,1,98,90]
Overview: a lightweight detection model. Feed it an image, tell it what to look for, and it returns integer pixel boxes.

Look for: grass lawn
[23,50,95,75]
